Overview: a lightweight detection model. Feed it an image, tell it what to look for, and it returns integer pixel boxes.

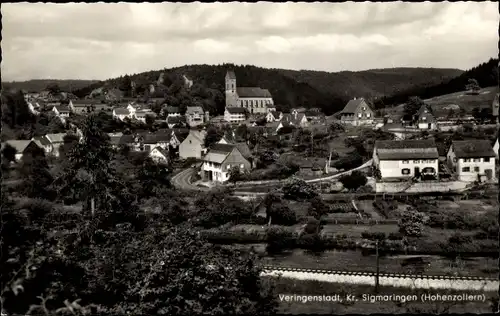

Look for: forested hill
[4,65,464,115]
[2,79,100,93]
[374,58,498,108]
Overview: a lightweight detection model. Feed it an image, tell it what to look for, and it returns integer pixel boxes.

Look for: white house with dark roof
[179,130,207,159]
[164,106,181,118]
[52,105,71,118]
[266,111,283,122]
[149,147,169,164]
[32,133,67,157]
[281,112,308,128]
[340,97,374,126]
[225,70,274,114]
[224,107,247,123]
[373,139,439,180]
[185,106,209,127]
[447,140,496,182]
[415,104,437,130]
[201,143,251,183]
[1,140,42,161]
[135,109,156,123]
[113,108,133,121]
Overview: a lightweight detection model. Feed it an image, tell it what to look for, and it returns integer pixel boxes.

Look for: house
[217,138,254,168]
[373,139,439,180]
[291,108,306,116]
[142,132,176,152]
[1,140,43,161]
[224,107,247,123]
[265,121,282,134]
[185,106,209,127]
[32,133,66,157]
[297,158,326,177]
[107,133,123,149]
[281,112,309,128]
[492,93,499,123]
[135,110,157,123]
[266,111,282,122]
[113,108,133,121]
[149,147,169,164]
[27,101,40,115]
[165,106,181,117]
[167,116,185,128]
[415,104,436,130]
[340,98,375,126]
[447,140,496,182]
[201,143,251,183]
[52,105,71,118]
[225,70,274,114]
[304,110,323,122]
[72,100,107,114]
[266,104,277,113]
[493,138,499,158]
[179,130,207,159]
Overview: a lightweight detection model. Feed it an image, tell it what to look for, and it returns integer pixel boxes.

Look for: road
[171,168,208,191]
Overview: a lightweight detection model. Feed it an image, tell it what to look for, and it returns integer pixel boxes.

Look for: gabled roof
[45,133,66,144]
[226,70,236,80]
[118,135,137,145]
[107,133,123,146]
[269,111,282,119]
[226,107,247,114]
[203,144,238,164]
[341,98,369,114]
[143,133,172,144]
[135,111,156,118]
[451,140,496,158]
[114,108,130,115]
[282,112,306,125]
[165,106,180,113]
[54,105,70,113]
[32,136,51,146]
[150,146,169,158]
[2,140,35,153]
[187,130,207,144]
[375,139,439,160]
[186,106,204,115]
[236,87,272,98]
[167,116,184,124]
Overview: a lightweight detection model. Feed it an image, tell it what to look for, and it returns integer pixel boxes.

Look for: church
[225,70,275,114]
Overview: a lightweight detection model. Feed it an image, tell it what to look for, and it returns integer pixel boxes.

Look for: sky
[2,2,498,81]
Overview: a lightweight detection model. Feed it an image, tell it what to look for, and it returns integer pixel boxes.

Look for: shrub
[339,171,368,191]
[307,197,330,219]
[282,177,318,200]
[297,233,324,251]
[388,232,404,240]
[332,152,363,170]
[267,204,297,226]
[361,232,386,241]
[399,208,427,237]
[266,226,296,252]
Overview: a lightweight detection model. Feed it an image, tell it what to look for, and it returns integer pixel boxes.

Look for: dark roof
[226,107,246,114]
[118,135,137,145]
[375,139,437,150]
[210,143,236,154]
[236,87,272,98]
[151,146,169,157]
[143,133,172,144]
[226,70,236,79]
[167,116,184,124]
[452,140,496,158]
[375,139,439,160]
[270,111,281,119]
[72,99,101,106]
[234,142,252,159]
[341,98,368,114]
[114,108,130,115]
[55,105,70,112]
[166,106,180,113]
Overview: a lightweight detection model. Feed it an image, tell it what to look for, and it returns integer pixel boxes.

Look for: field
[270,278,497,314]
[381,86,498,119]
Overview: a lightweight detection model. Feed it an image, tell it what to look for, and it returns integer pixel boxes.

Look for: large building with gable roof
[225,70,275,115]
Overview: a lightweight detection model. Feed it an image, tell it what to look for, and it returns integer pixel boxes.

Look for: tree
[403,96,425,118]
[58,133,81,160]
[266,226,296,252]
[119,75,133,97]
[2,143,17,163]
[307,196,330,219]
[18,146,55,200]
[46,82,61,94]
[399,208,428,237]
[465,78,480,93]
[339,170,368,191]
[134,157,172,199]
[267,204,296,225]
[145,114,156,126]
[282,177,317,200]
[228,166,244,184]
[204,126,222,148]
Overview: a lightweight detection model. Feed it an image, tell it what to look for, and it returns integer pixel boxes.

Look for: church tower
[225,70,238,107]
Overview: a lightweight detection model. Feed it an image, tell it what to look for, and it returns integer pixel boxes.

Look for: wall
[379,159,438,179]
[238,97,274,114]
[375,181,468,193]
[457,157,496,182]
[179,134,204,159]
[260,269,498,291]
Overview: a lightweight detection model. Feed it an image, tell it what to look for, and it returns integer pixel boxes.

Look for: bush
[296,233,324,251]
[282,177,318,200]
[388,232,404,240]
[307,197,330,219]
[339,171,368,191]
[361,232,386,241]
[332,152,363,170]
[268,204,297,226]
[266,226,296,252]
[399,208,427,237]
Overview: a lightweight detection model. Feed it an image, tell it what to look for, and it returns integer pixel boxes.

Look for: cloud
[1,2,498,81]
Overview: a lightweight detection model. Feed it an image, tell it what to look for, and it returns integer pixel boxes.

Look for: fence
[375,181,468,193]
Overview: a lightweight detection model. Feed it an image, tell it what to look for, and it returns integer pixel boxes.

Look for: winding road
[172,159,374,193]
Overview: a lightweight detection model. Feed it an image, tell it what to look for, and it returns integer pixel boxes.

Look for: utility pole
[375,240,380,293]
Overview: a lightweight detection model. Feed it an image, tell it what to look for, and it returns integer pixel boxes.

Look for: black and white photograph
[1,2,499,314]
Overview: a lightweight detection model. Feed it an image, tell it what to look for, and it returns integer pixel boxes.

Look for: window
[474,167,480,172]
[464,158,471,162]
[189,140,192,144]
[422,117,427,121]
[358,113,362,118]
[473,158,480,162]
[227,165,231,170]
[413,160,420,164]
[484,157,490,162]
[462,167,470,172]
[240,164,244,168]
[402,168,410,175]
[362,107,366,111]
[245,100,248,106]
[402,160,409,164]
[453,157,457,162]
[367,113,371,118]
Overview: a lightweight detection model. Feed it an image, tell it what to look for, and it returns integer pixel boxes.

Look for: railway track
[260,266,499,291]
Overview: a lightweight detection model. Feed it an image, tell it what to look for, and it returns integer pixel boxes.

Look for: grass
[268,277,497,314]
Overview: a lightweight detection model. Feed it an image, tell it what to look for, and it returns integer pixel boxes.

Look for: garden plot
[321,224,399,237]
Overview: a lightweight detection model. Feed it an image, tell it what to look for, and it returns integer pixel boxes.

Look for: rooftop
[226,107,247,114]
[452,140,496,158]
